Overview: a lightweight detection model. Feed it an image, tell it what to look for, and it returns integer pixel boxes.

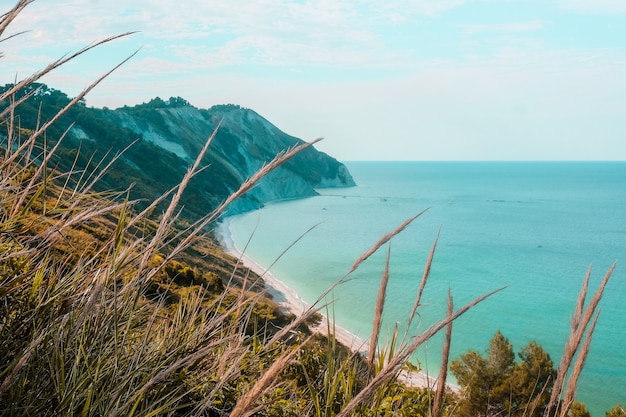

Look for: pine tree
[450,331,556,417]
[606,405,626,417]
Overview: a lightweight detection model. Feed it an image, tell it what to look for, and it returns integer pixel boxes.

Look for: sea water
[226,161,626,415]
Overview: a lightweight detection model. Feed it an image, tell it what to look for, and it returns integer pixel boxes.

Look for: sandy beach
[215,218,447,391]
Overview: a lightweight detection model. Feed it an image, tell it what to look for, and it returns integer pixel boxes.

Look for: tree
[606,405,626,417]
[568,401,591,417]
[167,96,191,107]
[507,341,556,416]
[450,331,556,417]
[450,331,515,416]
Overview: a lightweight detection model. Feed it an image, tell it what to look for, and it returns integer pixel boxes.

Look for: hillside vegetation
[1,82,354,219]
[1,1,623,416]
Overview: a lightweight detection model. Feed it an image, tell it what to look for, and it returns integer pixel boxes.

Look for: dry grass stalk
[269,219,407,345]
[526,379,552,417]
[0,330,45,395]
[559,312,600,417]
[0,84,40,121]
[197,347,248,414]
[547,263,616,416]
[345,208,428,277]
[138,121,222,275]
[406,228,440,335]
[65,139,139,200]
[336,287,504,417]
[263,212,431,357]
[212,138,323,221]
[2,2,334,415]
[141,139,323,286]
[0,0,32,39]
[229,336,313,417]
[368,243,392,368]
[432,288,453,417]
[0,30,137,106]
[109,338,226,417]
[12,122,75,217]
[1,38,138,174]
[571,266,591,333]
[256,221,322,280]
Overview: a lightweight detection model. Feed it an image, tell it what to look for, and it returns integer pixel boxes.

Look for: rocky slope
[2,85,355,217]
[105,100,355,214]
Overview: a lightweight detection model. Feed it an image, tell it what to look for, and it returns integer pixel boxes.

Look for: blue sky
[3,0,626,160]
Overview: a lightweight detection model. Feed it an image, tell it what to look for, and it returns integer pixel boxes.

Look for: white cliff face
[254,166,319,201]
[100,103,355,216]
[315,164,354,188]
[114,111,191,161]
[70,125,93,142]
[225,167,319,215]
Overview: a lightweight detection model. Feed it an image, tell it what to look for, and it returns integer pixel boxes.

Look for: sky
[2,0,626,161]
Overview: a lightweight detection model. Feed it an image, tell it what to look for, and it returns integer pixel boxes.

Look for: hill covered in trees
[1,82,355,219]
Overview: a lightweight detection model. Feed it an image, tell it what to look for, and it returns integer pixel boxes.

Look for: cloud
[153,44,625,160]
[461,20,545,36]
[367,0,470,20]
[6,0,468,73]
[4,0,626,160]
[558,0,626,14]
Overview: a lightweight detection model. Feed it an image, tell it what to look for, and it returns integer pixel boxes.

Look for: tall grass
[1,2,617,416]
[547,264,616,417]
[0,3,320,414]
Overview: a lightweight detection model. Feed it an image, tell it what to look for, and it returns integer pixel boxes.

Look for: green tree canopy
[568,401,591,417]
[607,405,626,417]
[450,331,556,417]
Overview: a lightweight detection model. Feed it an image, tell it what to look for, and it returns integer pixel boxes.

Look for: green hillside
[1,82,354,220]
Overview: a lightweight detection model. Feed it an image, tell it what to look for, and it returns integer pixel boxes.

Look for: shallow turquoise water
[226,161,626,415]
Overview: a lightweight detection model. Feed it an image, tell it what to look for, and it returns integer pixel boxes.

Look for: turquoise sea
[225,161,626,415]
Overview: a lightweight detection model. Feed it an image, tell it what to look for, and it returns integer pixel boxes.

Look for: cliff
[1,85,355,217]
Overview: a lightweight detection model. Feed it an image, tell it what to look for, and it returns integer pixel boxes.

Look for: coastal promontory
[2,84,355,217]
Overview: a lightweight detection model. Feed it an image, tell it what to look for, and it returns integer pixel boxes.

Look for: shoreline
[215,217,447,391]
[214,217,366,351]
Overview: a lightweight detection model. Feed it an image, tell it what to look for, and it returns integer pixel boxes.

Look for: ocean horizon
[224,161,626,415]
